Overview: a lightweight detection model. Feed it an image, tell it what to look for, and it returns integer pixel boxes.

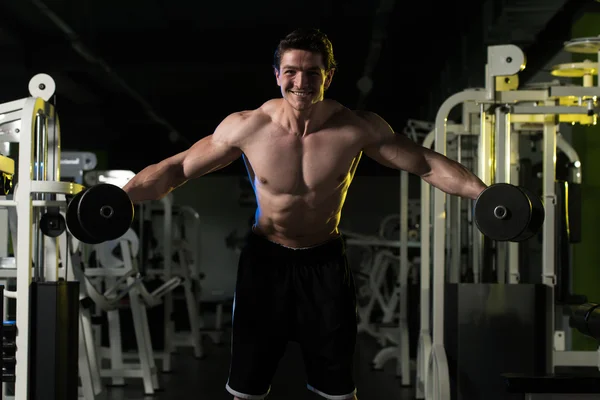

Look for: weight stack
[28,281,80,400]
[444,283,552,400]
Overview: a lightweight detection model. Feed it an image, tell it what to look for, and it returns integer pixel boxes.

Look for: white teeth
[290,91,310,96]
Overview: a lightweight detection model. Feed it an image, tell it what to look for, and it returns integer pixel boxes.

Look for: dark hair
[273,28,337,72]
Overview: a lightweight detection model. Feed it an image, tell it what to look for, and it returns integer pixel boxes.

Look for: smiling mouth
[289,90,312,97]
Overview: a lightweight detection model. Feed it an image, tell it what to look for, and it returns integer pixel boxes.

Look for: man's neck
[278,100,324,137]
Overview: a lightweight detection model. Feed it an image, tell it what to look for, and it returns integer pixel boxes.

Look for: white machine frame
[418,37,600,399]
[0,74,86,399]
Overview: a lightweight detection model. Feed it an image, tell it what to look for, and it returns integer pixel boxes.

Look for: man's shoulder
[256,98,283,117]
[222,104,273,127]
[320,100,362,123]
[351,109,382,122]
[213,103,274,145]
[227,99,281,124]
[351,109,393,131]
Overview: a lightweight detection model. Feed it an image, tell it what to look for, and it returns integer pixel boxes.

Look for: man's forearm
[123,162,186,203]
[422,155,487,200]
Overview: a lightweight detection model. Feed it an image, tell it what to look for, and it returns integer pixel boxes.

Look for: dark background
[0,0,593,175]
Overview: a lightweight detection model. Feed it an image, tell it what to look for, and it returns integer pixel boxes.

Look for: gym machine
[168,205,205,357]
[0,155,16,394]
[342,223,413,386]
[0,74,84,400]
[366,120,430,385]
[416,120,478,400]
[418,35,600,400]
[134,188,177,372]
[132,192,206,361]
[500,36,600,400]
[416,114,584,400]
[0,73,135,399]
[58,150,111,400]
[341,139,419,385]
[80,169,164,392]
[503,302,600,399]
[87,170,206,370]
[336,119,427,385]
[60,152,98,185]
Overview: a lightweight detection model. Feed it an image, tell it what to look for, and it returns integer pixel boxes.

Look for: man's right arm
[123,113,244,203]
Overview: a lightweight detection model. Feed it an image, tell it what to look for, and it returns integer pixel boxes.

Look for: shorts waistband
[247,231,346,260]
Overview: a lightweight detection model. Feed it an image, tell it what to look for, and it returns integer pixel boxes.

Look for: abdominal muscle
[239,102,367,248]
[252,187,346,248]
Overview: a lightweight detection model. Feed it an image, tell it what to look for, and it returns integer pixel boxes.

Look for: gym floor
[103,332,414,400]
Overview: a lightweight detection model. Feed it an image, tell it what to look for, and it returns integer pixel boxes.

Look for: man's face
[274,49,334,111]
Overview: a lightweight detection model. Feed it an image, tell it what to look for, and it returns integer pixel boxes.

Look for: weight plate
[40,212,66,238]
[474,183,532,241]
[77,183,133,242]
[551,61,598,78]
[66,190,103,244]
[513,186,545,242]
[563,36,600,54]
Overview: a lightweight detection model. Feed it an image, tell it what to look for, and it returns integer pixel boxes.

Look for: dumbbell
[568,303,600,342]
[40,207,67,237]
[474,183,545,242]
[66,183,134,244]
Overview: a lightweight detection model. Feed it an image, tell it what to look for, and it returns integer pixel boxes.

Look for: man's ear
[324,68,335,90]
[274,66,281,87]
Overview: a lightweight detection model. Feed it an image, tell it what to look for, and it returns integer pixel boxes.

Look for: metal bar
[508,132,520,284]
[512,105,591,115]
[15,98,42,399]
[495,106,510,283]
[553,350,598,367]
[476,104,493,283]
[398,169,410,385]
[550,86,600,98]
[497,90,549,103]
[542,121,557,288]
[542,117,557,371]
[450,137,461,283]
[0,99,26,116]
[433,90,488,346]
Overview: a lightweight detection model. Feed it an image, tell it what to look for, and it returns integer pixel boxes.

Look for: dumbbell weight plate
[40,211,67,238]
[513,186,545,242]
[474,183,533,242]
[76,183,134,242]
[66,189,104,244]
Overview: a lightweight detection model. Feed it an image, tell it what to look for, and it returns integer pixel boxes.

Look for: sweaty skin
[123,49,486,249]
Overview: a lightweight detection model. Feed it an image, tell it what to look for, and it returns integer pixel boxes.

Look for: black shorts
[225,232,358,399]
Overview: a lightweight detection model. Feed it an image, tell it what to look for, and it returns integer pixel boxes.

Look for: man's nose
[294,72,307,88]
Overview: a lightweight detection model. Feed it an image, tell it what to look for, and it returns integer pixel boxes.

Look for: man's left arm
[360,111,487,200]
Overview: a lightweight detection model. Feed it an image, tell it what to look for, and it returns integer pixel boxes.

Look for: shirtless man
[123,28,487,400]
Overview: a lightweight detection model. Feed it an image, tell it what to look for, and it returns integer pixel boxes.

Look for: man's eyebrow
[281,65,321,71]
